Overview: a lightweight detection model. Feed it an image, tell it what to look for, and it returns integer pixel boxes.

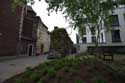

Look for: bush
[46,68,56,78]
[75,80,85,83]
[37,80,44,83]
[15,79,24,83]
[30,73,40,82]
[95,78,107,83]
[24,67,33,77]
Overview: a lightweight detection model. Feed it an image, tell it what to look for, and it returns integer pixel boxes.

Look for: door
[28,44,33,56]
[41,44,43,55]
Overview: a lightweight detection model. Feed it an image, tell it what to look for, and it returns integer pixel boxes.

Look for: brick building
[0,0,38,56]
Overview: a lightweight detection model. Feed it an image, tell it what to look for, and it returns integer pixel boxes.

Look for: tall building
[0,0,38,56]
[77,2,125,54]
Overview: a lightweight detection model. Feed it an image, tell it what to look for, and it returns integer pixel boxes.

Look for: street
[0,55,47,83]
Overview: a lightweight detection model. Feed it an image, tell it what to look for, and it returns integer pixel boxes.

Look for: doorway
[41,44,43,55]
[28,44,33,56]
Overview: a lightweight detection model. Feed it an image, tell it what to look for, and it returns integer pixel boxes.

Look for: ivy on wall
[50,28,74,56]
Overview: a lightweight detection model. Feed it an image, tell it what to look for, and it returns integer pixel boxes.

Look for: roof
[37,16,48,29]
[26,6,33,11]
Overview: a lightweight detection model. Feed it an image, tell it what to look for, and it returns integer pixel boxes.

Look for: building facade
[36,17,50,55]
[50,27,76,56]
[18,6,38,56]
[77,3,125,54]
[0,0,38,56]
[0,0,22,56]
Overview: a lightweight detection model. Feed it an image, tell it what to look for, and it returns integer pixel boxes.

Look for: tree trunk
[94,25,100,61]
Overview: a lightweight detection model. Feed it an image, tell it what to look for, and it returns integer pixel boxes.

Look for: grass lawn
[3,55,125,83]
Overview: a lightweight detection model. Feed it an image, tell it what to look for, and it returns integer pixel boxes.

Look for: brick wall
[0,0,22,56]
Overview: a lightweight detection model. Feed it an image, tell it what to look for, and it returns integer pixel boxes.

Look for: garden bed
[3,58,125,83]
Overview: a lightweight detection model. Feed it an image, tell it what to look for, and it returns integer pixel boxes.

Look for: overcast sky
[31,0,77,44]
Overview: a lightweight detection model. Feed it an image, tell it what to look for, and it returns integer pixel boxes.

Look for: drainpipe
[17,5,25,56]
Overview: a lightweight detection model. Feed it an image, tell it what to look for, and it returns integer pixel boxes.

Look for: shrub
[15,79,24,83]
[37,80,44,83]
[75,80,85,83]
[46,68,56,78]
[95,78,107,83]
[30,73,40,82]
[24,67,33,77]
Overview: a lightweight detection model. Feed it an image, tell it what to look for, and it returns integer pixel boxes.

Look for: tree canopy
[45,0,115,35]
[12,0,125,36]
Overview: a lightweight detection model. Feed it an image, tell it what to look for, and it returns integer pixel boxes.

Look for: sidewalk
[0,55,47,83]
[0,55,28,62]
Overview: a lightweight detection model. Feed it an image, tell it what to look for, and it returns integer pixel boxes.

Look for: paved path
[0,55,47,83]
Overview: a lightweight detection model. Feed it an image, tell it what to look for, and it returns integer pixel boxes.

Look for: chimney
[54,26,58,30]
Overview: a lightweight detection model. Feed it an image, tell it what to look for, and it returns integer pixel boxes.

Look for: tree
[44,0,115,57]
[12,0,124,56]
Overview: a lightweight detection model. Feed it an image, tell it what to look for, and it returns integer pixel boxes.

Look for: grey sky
[31,0,77,43]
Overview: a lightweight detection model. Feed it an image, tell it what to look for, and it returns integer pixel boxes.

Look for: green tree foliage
[12,0,35,9]
[50,28,74,56]
[45,0,115,35]
[45,0,115,56]
[12,0,125,36]
[12,0,125,55]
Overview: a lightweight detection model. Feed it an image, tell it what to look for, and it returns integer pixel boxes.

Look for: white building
[36,17,50,55]
[77,2,125,54]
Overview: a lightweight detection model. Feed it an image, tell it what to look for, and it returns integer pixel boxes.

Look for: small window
[91,36,96,43]
[82,37,87,43]
[113,3,118,8]
[76,34,79,44]
[111,30,121,43]
[90,27,96,35]
[101,33,104,43]
[110,15,119,27]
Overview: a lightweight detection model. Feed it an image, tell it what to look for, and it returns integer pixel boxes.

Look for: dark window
[76,34,79,44]
[101,33,104,43]
[91,36,96,43]
[90,27,96,35]
[111,30,121,43]
[110,15,119,27]
[82,37,86,43]
[22,18,33,38]
[113,3,118,8]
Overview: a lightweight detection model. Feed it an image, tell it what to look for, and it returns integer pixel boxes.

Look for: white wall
[77,6,125,53]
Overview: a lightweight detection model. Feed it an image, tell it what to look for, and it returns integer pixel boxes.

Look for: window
[111,30,121,43]
[82,37,87,43]
[76,34,79,44]
[90,27,96,35]
[101,33,104,43]
[91,36,96,43]
[113,3,119,8]
[110,15,119,27]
